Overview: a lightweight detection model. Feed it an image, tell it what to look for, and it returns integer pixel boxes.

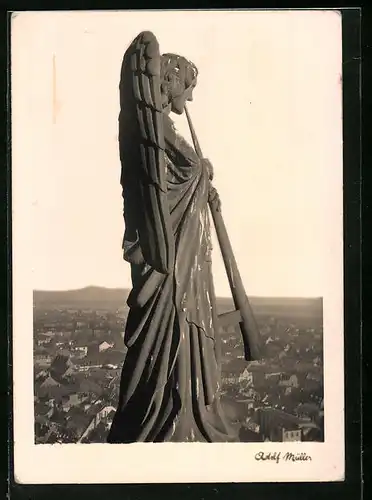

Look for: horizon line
[33,285,323,300]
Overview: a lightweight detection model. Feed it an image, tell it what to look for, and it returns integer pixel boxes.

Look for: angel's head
[160,53,198,115]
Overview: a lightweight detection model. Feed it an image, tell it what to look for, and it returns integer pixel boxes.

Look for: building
[265,372,282,381]
[302,426,323,442]
[258,408,303,442]
[239,425,264,442]
[282,429,302,442]
[34,354,52,367]
[279,374,299,388]
[61,393,87,412]
[239,387,260,401]
[239,367,266,388]
[296,402,320,420]
[238,369,253,387]
[78,405,116,443]
[99,341,114,353]
[244,418,260,433]
[37,338,52,346]
[65,407,92,439]
[77,363,104,372]
[41,324,56,331]
[313,356,322,366]
[72,346,88,358]
[306,372,322,383]
[221,372,239,385]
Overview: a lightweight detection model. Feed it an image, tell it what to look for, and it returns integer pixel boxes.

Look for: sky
[11,10,343,297]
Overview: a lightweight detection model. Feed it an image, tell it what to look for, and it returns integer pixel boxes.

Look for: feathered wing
[119,31,175,274]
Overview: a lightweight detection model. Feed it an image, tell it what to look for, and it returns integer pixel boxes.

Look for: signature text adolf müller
[254,451,312,464]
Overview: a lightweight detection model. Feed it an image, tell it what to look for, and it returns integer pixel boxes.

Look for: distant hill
[33,286,322,318]
[33,286,130,311]
[216,296,322,317]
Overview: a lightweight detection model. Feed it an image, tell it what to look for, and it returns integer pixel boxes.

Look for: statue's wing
[119,31,174,274]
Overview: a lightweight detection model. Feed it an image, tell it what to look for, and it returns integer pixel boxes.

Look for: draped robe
[107,114,237,443]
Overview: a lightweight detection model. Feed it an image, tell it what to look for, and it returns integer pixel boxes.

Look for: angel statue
[107,31,239,443]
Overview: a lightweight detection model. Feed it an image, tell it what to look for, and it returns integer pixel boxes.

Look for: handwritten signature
[254,451,312,464]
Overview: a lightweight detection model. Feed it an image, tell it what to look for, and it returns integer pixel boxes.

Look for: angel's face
[171,82,196,115]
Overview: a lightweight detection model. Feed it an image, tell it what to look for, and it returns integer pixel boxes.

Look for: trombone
[185,104,264,361]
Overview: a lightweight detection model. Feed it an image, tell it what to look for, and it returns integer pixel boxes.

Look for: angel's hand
[201,158,214,180]
[208,185,221,212]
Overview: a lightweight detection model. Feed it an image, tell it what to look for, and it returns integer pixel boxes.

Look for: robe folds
[107,115,237,443]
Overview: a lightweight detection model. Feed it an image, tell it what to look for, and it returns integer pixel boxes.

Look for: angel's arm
[163,115,200,168]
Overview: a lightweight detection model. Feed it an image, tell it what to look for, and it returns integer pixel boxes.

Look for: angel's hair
[160,53,198,103]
